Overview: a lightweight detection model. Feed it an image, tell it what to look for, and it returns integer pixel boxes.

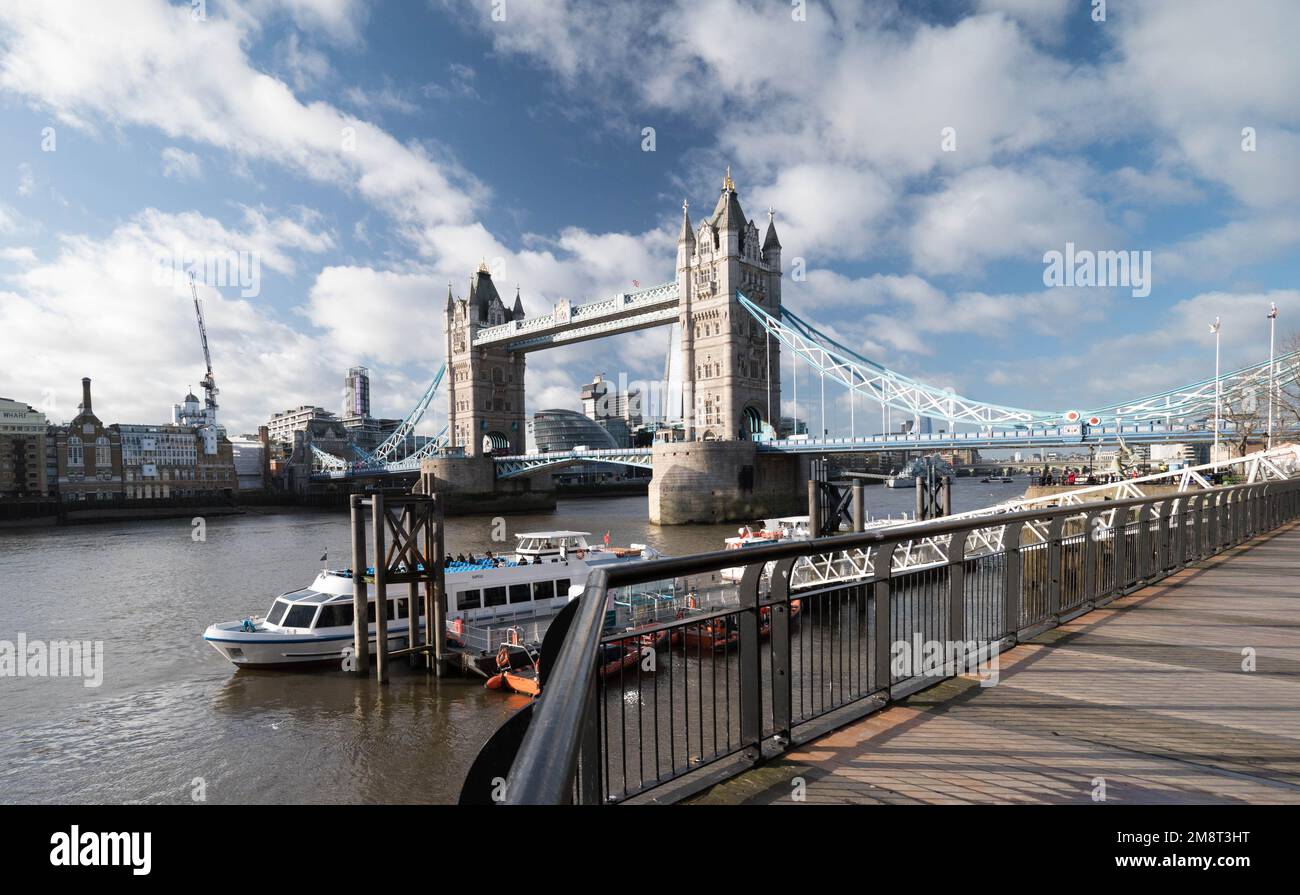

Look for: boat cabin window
[483,586,507,607]
[282,604,318,629]
[267,599,290,626]
[557,578,571,597]
[316,603,354,629]
[395,598,409,619]
[362,600,399,623]
[532,580,554,601]
[508,583,530,604]
[457,589,481,611]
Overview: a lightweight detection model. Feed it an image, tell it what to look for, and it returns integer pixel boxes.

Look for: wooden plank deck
[696,521,1300,805]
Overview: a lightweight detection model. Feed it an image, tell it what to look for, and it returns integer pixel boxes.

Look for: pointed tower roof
[469,262,502,321]
[763,206,782,251]
[678,199,695,246]
[444,282,455,311]
[512,286,525,320]
[710,166,747,233]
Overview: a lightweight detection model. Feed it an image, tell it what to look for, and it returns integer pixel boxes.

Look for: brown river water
[0,483,1018,804]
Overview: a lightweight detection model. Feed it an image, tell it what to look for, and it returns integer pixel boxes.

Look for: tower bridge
[309,171,1300,523]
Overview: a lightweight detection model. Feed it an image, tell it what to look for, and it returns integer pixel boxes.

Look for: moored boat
[204,530,661,670]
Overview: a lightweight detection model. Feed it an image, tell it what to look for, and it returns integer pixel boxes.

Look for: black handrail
[499,478,1299,805]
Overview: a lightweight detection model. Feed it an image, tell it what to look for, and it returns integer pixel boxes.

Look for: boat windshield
[267,599,291,625]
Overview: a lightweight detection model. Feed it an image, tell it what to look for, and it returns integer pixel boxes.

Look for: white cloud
[160,146,202,181]
[16,161,34,196]
[304,266,439,365]
[274,31,332,92]
[908,160,1115,276]
[0,245,36,264]
[0,208,338,433]
[0,1,482,236]
[1110,0,1300,209]
[976,0,1073,42]
[237,0,370,45]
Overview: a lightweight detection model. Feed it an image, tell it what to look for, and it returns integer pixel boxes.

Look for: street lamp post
[1209,317,1222,464]
[1268,303,1278,450]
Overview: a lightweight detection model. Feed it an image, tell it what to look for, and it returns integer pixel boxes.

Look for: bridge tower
[444,263,527,456]
[678,169,782,440]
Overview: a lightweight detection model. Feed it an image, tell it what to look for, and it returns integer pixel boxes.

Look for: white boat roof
[515,530,591,538]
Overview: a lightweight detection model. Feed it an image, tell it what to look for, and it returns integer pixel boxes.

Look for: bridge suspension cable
[309,363,448,476]
[738,292,1300,431]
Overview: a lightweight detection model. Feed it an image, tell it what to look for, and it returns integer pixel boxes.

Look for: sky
[1,0,1298,438]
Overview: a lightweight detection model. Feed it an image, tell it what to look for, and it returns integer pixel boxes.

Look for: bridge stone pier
[648,440,806,525]
[419,453,555,515]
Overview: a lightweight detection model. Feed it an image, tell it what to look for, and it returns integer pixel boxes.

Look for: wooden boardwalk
[697,521,1300,805]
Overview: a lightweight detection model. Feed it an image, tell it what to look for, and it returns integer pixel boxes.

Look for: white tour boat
[203,530,660,669]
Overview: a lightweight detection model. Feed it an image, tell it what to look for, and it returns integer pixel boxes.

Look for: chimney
[81,377,93,415]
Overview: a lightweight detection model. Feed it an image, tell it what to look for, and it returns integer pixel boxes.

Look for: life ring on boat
[576,549,587,559]
[687,595,699,610]
[496,645,511,669]
[508,628,521,646]
[452,618,464,638]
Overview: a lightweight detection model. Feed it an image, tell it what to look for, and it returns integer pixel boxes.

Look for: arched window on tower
[67,436,83,467]
[95,436,110,466]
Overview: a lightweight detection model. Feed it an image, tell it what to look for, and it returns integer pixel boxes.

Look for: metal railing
[462,478,1300,804]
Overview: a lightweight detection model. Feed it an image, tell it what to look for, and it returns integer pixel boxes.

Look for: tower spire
[679,198,695,245]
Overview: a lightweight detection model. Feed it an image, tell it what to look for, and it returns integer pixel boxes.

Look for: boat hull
[203,621,424,668]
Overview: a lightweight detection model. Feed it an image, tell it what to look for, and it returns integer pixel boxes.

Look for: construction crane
[188,271,219,426]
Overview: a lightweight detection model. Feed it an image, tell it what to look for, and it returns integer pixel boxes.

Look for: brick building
[53,378,125,502]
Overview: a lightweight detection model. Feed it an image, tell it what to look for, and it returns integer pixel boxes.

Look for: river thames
[0,480,1022,804]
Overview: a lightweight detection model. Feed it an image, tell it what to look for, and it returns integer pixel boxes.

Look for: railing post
[1207,490,1220,553]
[1217,490,1229,551]
[769,558,797,743]
[1082,509,1099,606]
[852,481,865,532]
[1190,491,1201,561]
[1134,503,1151,586]
[1003,522,1024,637]
[871,542,898,694]
[1046,515,1064,619]
[1154,500,1170,578]
[1111,505,1128,598]
[577,672,601,804]
[738,560,765,762]
[947,531,970,668]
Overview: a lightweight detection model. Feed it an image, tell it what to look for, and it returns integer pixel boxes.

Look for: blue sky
[1,0,1298,437]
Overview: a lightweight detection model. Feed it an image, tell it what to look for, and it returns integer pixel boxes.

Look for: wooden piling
[349,494,370,674]
[372,492,388,684]
[807,479,820,537]
[431,496,447,677]
[401,504,418,669]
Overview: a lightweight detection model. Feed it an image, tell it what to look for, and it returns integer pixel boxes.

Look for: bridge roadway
[697,520,1300,805]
